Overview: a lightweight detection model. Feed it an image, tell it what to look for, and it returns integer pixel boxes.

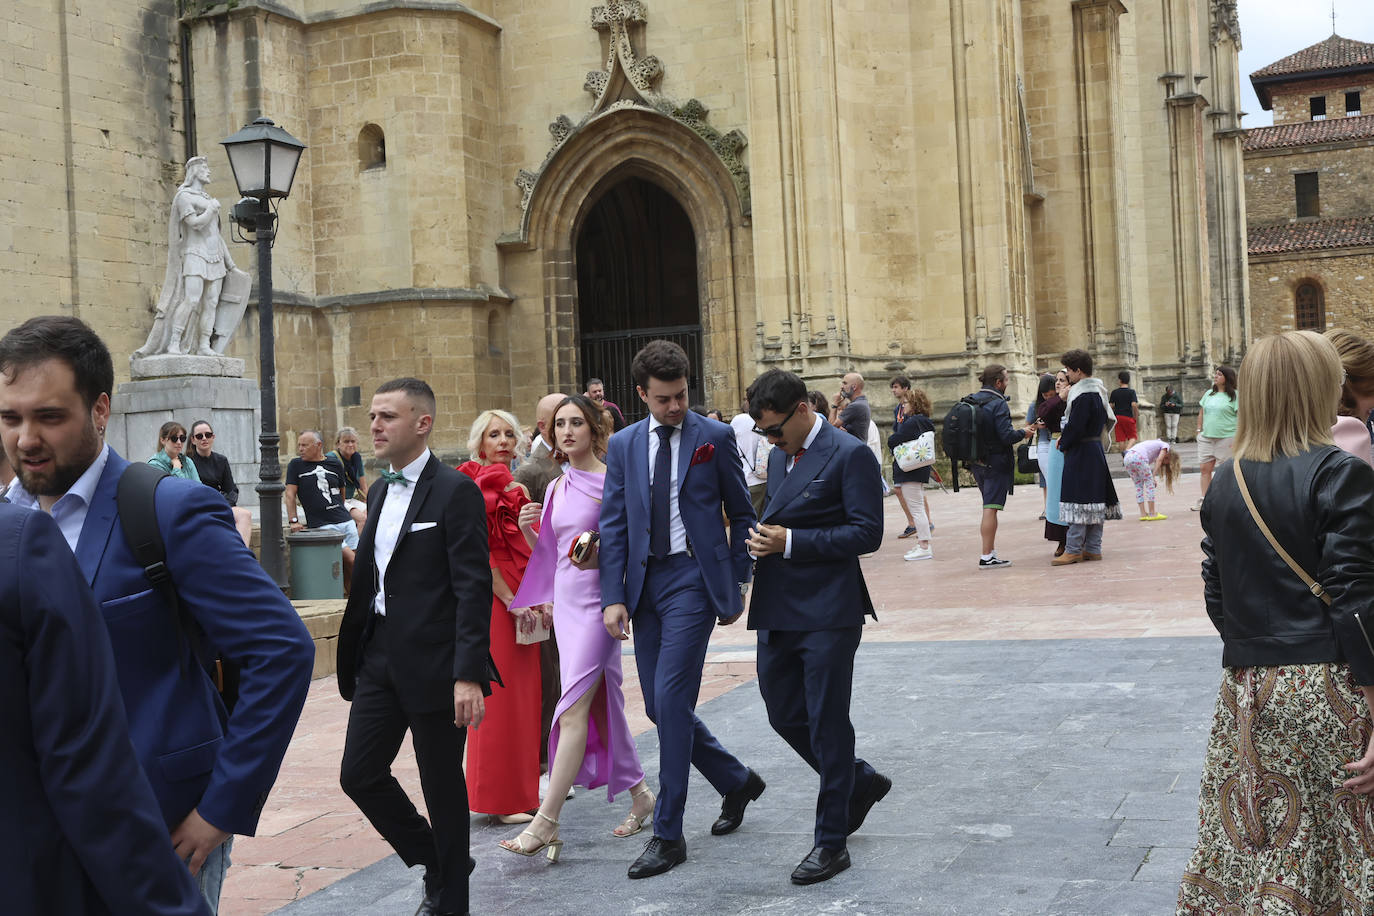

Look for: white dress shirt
[782,414,825,558]
[647,415,689,555]
[372,449,431,616]
[730,413,767,487]
[6,444,110,553]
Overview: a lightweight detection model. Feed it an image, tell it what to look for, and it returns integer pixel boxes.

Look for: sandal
[498,811,563,862]
[613,786,655,838]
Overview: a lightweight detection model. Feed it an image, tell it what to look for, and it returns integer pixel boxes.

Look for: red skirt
[464,595,542,815]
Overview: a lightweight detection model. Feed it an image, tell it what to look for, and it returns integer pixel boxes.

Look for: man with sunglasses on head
[745,368,889,885]
[186,420,252,548]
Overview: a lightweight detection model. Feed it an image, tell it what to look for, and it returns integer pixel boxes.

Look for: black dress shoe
[790,845,851,885]
[414,888,441,916]
[627,835,687,878]
[847,772,892,835]
[711,769,766,835]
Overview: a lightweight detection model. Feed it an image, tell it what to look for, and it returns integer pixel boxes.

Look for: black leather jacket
[1201,446,1374,685]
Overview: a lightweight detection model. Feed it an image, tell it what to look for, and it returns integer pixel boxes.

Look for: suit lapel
[762,422,837,521]
[395,454,438,550]
[634,422,651,513]
[74,452,127,584]
[676,412,701,494]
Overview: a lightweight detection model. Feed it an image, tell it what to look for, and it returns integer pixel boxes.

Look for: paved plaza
[222,472,1220,915]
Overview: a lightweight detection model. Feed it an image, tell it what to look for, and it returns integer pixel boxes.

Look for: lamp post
[221,116,306,590]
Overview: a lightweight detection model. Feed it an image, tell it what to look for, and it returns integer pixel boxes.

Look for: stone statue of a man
[135,157,248,358]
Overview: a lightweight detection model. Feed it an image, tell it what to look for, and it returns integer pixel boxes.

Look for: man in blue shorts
[966,365,1034,569]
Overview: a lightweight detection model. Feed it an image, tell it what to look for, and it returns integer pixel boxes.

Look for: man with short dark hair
[745,368,890,885]
[0,316,314,913]
[586,377,627,431]
[337,377,494,916]
[967,364,1035,569]
[600,339,762,879]
[1108,370,1139,451]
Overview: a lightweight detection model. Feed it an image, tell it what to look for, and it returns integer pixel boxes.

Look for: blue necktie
[650,425,674,558]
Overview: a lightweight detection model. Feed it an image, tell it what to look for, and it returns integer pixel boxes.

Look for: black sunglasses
[193,431,214,440]
[753,401,800,438]
[168,435,187,443]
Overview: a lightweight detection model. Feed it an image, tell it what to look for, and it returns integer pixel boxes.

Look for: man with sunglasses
[745,368,889,885]
[186,420,252,548]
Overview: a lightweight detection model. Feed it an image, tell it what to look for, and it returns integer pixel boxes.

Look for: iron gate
[579,324,704,425]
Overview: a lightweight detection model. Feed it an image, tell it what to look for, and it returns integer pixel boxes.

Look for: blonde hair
[1325,328,1374,416]
[467,409,527,461]
[1233,331,1340,462]
[1157,448,1181,493]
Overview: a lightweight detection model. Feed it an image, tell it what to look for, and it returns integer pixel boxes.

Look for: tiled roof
[1251,34,1374,79]
[1244,114,1374,150]
[1249,217,1374,255]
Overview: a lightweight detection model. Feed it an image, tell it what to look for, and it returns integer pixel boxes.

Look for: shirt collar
[648,415,684,433]
[7,443,109,511]
[390,448,430,483]
[801,413,824,451]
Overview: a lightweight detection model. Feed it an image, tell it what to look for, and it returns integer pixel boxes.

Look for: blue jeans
[1065,523,1103,556]
[192,837,233,914]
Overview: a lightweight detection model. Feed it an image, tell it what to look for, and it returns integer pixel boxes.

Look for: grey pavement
[275,637,1217,915]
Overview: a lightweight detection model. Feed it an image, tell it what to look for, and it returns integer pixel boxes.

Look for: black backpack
[117,463,240,714]
[941,396,984,491]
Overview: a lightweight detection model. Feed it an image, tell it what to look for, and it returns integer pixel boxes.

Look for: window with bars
[1311,96,1327,120]
[1347,91,1362,117]
[1295,282,1325,330]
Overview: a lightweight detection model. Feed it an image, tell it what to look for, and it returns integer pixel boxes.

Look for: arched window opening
[359,124,386,170]
[1295,281,1325,330]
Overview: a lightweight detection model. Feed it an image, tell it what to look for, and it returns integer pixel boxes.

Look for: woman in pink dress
[499,395,654,861]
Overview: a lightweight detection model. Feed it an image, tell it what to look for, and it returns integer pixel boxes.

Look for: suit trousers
[635,555,751,840]
[340,618,470,914]
[756,626,875,850]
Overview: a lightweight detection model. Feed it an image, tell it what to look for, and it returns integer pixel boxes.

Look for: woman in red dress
[458,409,545,822]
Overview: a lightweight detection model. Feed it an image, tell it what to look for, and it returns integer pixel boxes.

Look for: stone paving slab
[273,637,1218,915]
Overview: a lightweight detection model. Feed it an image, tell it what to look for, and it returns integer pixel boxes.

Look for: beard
[15,419,103,498]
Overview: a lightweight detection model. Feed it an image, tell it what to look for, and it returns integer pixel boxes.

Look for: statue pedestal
[130,354,245,379]
[107,375,263,508]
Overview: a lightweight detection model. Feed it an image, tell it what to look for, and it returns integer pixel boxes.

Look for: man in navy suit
[0,316,315,913]
[601,340,764,879]
[0,503,210,916]
[745,368,891,885]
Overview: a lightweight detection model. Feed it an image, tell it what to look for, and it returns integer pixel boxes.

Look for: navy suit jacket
[748,421,883,631]
[74,450,315,836]
[0,504,209,915]
[600,410,756,619]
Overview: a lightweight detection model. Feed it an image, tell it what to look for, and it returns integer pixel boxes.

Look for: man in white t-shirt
[730,410,769,516]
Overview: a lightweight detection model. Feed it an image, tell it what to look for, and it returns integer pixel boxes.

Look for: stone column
[1071,0,1136,368]
[1205,0,1249,367]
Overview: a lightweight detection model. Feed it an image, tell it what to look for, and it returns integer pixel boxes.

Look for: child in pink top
[1123,439,1181,520]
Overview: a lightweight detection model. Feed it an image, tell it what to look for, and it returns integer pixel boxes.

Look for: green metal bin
[286,527,345,599]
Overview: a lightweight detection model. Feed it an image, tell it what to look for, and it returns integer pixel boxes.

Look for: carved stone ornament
[1209,0,1241,48]
[513,1,751,219]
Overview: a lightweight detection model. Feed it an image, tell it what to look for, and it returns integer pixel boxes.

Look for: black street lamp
[221,116,306,590]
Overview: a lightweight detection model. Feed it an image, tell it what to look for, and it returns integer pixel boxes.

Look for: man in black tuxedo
[745,369,891,885]
[337,378,492,916]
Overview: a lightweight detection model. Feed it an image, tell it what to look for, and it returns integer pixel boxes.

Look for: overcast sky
[1237,0,1374,127]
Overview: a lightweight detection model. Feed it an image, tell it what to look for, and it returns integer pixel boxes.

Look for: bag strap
[1233,461,1331,606]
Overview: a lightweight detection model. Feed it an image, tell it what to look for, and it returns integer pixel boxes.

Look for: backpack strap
[1233,460,1330,606]
[117,463,194,673]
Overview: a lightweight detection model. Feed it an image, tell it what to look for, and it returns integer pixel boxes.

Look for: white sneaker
[903,545,933,561]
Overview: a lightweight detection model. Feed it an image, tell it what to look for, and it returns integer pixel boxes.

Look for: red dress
[457,460,542,815]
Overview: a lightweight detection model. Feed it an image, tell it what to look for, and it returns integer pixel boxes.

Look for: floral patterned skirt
[1178,664,1374,915]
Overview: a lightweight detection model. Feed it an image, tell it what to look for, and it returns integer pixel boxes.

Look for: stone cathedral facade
[2,0,1248,454]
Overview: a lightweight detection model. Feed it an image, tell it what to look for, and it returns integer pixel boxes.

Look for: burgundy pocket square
[690,443,715,465]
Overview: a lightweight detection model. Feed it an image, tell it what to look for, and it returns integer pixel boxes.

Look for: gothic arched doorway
[576,176,702,423]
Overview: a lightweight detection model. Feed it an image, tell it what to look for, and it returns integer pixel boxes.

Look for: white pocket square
[409,521,437,532]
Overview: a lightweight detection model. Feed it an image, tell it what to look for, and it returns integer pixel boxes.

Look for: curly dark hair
[630,340,690,389]
[0,315,113,409]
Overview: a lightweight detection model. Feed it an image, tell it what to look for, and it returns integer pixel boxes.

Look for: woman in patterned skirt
[1178,330,1374,914]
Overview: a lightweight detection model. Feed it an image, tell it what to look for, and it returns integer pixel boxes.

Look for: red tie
[789,447,805,474]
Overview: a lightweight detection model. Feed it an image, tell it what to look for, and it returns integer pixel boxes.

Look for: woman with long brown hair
[887,385,934,560]
[499,395,655,861]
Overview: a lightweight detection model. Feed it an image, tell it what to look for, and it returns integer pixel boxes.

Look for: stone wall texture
[2,0,1251,460]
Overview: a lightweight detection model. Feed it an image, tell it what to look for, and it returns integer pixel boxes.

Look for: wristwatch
[289,517,299,523]
[738,582,750,597]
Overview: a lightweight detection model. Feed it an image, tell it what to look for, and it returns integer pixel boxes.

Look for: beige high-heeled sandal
[612,786,655,838]
[498,811,563,862]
